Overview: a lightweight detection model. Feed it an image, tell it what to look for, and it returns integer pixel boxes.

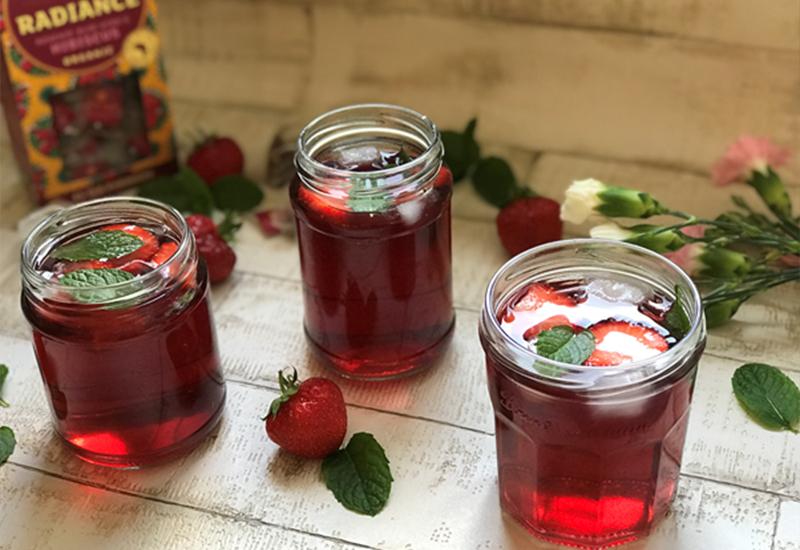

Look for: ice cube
[337,145,380,168]
[586,277,646,303]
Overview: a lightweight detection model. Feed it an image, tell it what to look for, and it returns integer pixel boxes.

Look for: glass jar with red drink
[291,104,455,380]
[479,239,706,548]
[21,197,225,468]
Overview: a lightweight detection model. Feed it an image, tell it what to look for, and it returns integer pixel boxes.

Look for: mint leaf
[536,326,595,365]
[322,432,393,516]
[348,176,391,213]
[53,230,143,261]
[441,118,480,182]
[210,175,265,213]
[0,427,14,464]
[139,167,215,215]
[60,268,136,304]
[732,363,800,433]
[664,286,691,340]
[472,156,531,208]
[0,364,8,408]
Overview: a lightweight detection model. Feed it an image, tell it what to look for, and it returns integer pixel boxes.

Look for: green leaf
[210,175,265,213]
[60,268,136,304]
[472,156,528,208]
[441,118,481,182]
[732,363,800,433]
[348,176,391,213]
[139,167,215,215]
[664,286,691,340]
[217,211,243,242]
[536,326,595,365]
[0,427,14,464]
[322,432,393,516]
[53,230,143,261]
[0,364,8,408]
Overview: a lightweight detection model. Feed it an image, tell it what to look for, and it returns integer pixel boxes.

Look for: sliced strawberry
[62,259,110,274]
[523,315,574,341]
[117,260,152,276]
[514,283,576,312]
[585,320,669,366]
[151,241,179,265]
[101,224,159,265]
[584,350,633,367]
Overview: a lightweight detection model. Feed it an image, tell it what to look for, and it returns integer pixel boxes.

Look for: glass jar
[479,239,706,548]
[291,104,455,380]
[21,197,225,468]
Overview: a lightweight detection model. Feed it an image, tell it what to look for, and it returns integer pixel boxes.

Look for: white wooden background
[1,1,800,548]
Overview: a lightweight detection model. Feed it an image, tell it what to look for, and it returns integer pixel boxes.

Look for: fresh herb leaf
[536,326,595,365]
[60,268,136,304]
[210,175,265,213]
[0,427,14,464]
[0,364,8,408]
[664,286,691,339]
[472,156,531,208]
[322,432,393,516]
[348,176,391,213]
[396,146,411,165]
[441,118,480,182]
[53,230,143,261]
[732,363,800,433]
[139,167,215,215]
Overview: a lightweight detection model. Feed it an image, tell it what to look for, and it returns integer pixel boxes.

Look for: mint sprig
[0,364,15,465]
[60,268,136,303]
[0,364,8,408]
[210,175,264,212]
[53,230,143,261]
[322,432,393,516]
[441,118,480,182]
[664,286,691,339]
[139,167,215,216]
[0,427,14,465]
[732,363,800,433]
[536,326,595,365]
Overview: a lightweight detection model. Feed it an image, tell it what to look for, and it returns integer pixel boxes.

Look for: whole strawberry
[187,136,244,185]
[186,214,236,284]
[196,232,236,284]
[496,196,563,256]
[265,369,347,459]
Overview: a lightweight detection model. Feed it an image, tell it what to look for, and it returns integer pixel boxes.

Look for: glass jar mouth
[295,103,443,192]
[20,197,193,306]
[481,238,706,390]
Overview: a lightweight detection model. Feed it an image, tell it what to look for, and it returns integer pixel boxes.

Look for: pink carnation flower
[665,243,704,276]
[680,224,707,239]
[711,135,790,186]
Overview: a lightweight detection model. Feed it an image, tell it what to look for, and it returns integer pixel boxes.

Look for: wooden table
[1,171,799,550]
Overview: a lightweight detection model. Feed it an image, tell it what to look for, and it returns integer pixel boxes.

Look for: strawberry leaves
[472,156,534,208]
[322,433,393,516]
[53,230,143,261]
[732,363,800,433]
[267,368,300,417]
[535,326,595,365]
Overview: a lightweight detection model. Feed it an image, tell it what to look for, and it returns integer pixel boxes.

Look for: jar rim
[20,197,192,305]
[295,103,441,181]
[481,238,706,389]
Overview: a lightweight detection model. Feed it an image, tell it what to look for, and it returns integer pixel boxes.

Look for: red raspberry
[196,233,236,284]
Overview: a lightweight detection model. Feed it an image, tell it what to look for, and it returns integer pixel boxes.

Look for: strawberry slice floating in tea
[585,320,668,366]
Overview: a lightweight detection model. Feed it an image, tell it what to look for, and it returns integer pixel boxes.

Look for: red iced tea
[480,240,705,548]
[21,198,225,468]
[292,104,454,379]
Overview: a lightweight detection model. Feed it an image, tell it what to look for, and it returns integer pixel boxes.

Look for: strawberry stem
[268,367,300,418]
